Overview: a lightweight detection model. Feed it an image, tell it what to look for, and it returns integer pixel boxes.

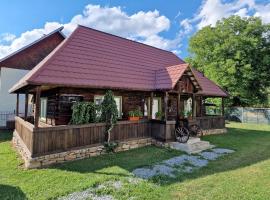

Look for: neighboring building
[0,27,65,127]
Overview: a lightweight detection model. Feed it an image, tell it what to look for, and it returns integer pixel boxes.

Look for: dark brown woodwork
[16,93,19,116]
[24,93,29,120]
[177,93,181,118]
[164,92,168,120]
[34,87,41,128]
[192,94,196,118]
[0,32,64,70]
[222,97,225,116]
[150,92,154,119]
[14,115,226,157]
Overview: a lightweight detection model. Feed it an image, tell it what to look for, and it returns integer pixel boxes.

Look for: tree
[100,90,118,149]
[187,16,270,106]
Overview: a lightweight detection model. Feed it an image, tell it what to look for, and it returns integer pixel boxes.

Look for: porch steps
[169,137,215,154]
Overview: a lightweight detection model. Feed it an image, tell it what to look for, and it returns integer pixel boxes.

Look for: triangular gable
[155,64,202,91]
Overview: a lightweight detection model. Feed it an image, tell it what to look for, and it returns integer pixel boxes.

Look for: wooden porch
[14,115,225,157]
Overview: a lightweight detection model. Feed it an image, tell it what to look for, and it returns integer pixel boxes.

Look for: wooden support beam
[200,96,203,117]
[164,92,168,121]
[24,93,29,120]
[192,94,196,118]
[177,92,181,118]
[222,97,225,116]
[34,86,41,128]
[149,92,154,119]
[16,93,19,116]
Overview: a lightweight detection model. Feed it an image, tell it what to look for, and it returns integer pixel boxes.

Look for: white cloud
[180,19,193,34]
[0,4,182,59]
[254,3,270,24]
[0,33,16,43]
[190,0,270,29]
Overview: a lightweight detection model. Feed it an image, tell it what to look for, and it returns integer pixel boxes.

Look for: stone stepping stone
[212,148,235,154]
[199,151,220,160]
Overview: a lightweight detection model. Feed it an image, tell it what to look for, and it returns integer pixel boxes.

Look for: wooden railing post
[24,93,29,120]
[177,92,181,118]
[164,92,168,121]
[16,93,19,116]
[149,92,154,119]
[34,86,41,128]
[192,94,196,118]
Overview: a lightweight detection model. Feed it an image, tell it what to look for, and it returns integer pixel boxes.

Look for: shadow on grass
[0,131,13,143]
[50,126,270,186]
[0,184,27,200]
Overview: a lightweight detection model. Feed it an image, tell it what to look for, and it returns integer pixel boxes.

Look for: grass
[0,122,270,200]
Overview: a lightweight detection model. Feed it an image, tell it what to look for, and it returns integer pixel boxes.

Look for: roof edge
[0,26,65,63]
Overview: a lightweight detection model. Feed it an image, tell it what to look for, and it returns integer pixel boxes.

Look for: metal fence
[0,111,15,127]
[226,107,270,124]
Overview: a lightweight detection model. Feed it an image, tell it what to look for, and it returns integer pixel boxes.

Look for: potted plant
[128,109,143,121]
[155,111,163,120]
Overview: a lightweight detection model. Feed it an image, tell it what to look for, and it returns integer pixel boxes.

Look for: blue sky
[0,0,269,59]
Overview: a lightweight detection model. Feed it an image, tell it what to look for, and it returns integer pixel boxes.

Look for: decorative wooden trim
[34,86,41,128]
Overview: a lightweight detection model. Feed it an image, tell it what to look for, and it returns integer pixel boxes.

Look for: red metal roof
[192,68,228,97]
[10,25,228,97]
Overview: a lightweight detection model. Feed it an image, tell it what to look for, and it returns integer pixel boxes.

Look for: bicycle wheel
[175,126,190,143]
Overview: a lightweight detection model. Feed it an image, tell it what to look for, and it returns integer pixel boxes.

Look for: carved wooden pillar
[149,92,154,119]
[16,93,19,116]
[222,97,225,116]
[192,94,196,118]
[177,92,181,118]
[200,96,203,117]
[34,86,41,128]
[24,93,29,120]
[164,92,168,121]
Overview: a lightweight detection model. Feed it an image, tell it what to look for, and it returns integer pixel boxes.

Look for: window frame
[40,97,47,121]
[94,95,122,119]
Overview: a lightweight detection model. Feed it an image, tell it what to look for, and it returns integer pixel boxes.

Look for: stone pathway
[58,178,142,200]
[132,148,235,179]
[58,148,234,200]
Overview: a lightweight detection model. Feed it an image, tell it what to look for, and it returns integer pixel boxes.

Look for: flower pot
[129,116,140,121]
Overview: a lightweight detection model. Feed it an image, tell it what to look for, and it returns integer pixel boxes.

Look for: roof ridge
[78,25,184,62]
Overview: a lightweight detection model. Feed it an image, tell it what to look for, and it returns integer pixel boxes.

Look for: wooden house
[7,25,228,168]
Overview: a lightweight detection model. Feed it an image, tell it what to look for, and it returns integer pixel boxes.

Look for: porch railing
[14,115,225,157]
[14,117,151,157]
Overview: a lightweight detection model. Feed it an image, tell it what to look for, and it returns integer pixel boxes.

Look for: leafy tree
[187,16,270,106]
[100,90,118,147]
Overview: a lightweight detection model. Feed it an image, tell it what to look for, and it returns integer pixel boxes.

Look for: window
[94,95,122,118]
[152,97,161,119]
[40,98,47,120]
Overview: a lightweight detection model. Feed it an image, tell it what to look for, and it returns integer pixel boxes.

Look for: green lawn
[0,122,270,200]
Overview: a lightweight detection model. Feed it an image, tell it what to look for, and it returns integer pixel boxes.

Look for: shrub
[70,102,99,124]
[100,90,118,151]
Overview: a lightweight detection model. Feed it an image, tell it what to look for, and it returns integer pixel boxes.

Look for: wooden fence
[14,116,225,157]
[196,116,225,130]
